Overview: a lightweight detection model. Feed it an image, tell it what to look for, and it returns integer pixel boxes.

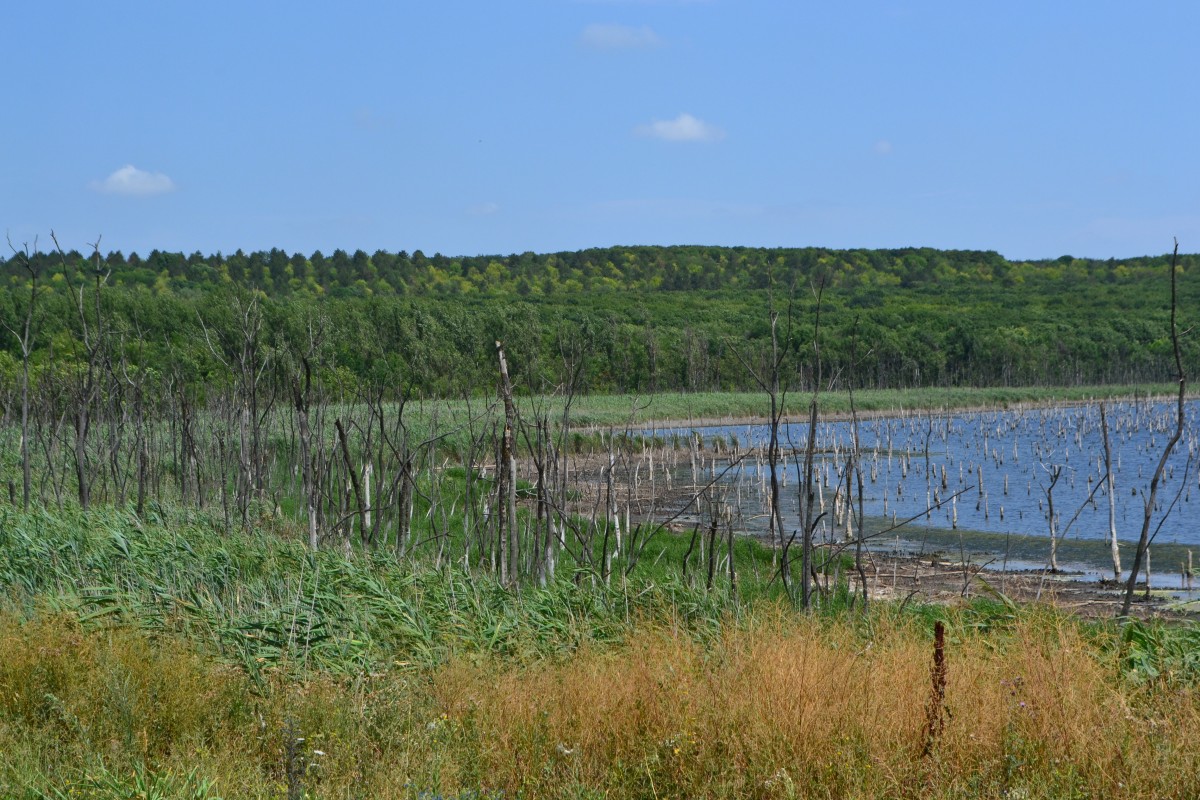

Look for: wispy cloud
[635,113,724,143]
[90,165,176,196]
[580,23,661,49]
[873,139,893,155]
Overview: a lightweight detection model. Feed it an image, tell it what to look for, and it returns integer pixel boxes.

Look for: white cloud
[635,113,724,143]
[873,139,893,155]
[467,201,500,216]
[580,23,661,49]
[91,165,176,196]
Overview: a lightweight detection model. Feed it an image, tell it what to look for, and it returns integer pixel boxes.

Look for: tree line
[2,243,1194,300]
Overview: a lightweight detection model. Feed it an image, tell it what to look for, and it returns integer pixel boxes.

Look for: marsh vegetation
[0,240,1196,797]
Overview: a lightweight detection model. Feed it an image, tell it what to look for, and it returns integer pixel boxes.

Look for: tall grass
[3,506,1200,798]
[0,506,740,679]
[2,603,1200,798]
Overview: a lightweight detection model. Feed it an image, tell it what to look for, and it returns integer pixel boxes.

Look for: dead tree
[847,318,869,607]
[519,400,560,586]
[729,275,796,587]
[1099,403,1121,579]
[291,338,319,549]
[59,233,109,511]
[334,419,365,547]
[200,291,271,528]
[495,340,519,585]
[553,323,590,578]
[116,332,151,516]
[169,362,205,509]
[1040,463,1063,572]
[4,233,39,509]
[1121,240,1188,616]
[796,277,827,609]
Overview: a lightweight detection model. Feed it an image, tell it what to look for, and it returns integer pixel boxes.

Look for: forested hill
[0,244,1196,398]
[1,244,1193,299]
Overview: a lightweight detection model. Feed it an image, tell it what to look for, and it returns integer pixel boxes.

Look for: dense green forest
[1,244,1195,400]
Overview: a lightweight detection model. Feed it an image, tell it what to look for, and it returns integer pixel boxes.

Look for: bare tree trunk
[798,277,826,610]
[62,237,108,512]
[4,235,38,510]
[293,355,318,550]
[766,318,787,582]
[396,457,414,557]
[604,446,619,585]
[847,319,869,608]
[1099,403,1121,580]
[134,383,148,516]
[74,404,92,510]
[20,346,32,509]
[496,341,519,585]
[726,504,737,593]
[728,277,795,588]
[336,418,366,548]
[238,399,252,525]
[705,498,718,592]
[1043,465,1063,572]
[799,398,819,608]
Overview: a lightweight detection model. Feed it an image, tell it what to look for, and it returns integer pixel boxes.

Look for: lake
[644,399,1199,583]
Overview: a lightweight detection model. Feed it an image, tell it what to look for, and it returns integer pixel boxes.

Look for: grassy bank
[2,507,1200,798]
[368,383,1184,459]
[552,383,1183,429]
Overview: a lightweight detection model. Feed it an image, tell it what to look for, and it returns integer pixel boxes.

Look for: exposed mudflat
[843,549,1196,620]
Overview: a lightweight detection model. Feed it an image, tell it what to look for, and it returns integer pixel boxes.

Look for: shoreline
[571,391,1198,435]
[843,548,1198,620]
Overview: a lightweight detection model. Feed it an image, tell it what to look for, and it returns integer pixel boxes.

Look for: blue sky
[5,2,1197,260]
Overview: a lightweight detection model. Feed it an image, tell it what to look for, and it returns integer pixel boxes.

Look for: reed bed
[0,507,738,680]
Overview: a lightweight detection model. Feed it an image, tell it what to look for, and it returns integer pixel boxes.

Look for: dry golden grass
[2,606,1199,799]
[428,608,1200,799]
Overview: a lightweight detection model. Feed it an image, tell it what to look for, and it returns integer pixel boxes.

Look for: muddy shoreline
[824,548,1193,620]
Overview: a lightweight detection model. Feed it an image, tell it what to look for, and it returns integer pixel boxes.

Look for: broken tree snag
[1099,403,1121,580]
[496,340,519,585]
[921,620,948,758]
[335,418,366,547]
[294,354,318,550]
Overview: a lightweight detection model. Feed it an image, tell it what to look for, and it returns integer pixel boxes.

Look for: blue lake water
[643,400,1200,582]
